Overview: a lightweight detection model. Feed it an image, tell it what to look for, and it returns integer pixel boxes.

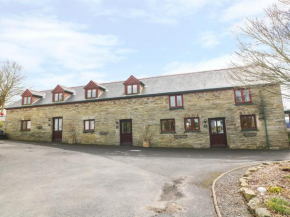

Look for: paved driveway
[0,141,289,217]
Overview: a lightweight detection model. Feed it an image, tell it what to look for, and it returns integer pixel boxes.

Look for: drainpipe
[260,91,270,148]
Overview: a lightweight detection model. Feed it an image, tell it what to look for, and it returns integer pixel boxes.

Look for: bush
[0,121,4,130]
[269,186,282,194]
[267,197,290,215]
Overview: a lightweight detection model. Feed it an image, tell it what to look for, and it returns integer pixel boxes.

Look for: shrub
[267,197,290,215]
[269,186,282,194]
[0,121,4,130]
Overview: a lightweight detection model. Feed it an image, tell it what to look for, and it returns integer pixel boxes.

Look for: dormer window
[87,89,97,98]
[52,85,75,102]
[127,84,138,95]
[54,93,63,102]
[84,80,106,99]
[21,89,45,106]
[23,97,31,105]
[124,75,145,95]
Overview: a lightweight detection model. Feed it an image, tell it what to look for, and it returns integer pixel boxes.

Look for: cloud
[30,71,109,89]
[163,54,232,75]
[197,31,220,48]
[221,0,278,22]
[0,0,48,4]
[0,15,132,89]
[80,0,227,25]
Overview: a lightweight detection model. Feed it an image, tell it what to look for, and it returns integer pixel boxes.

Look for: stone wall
[5,84,289,149]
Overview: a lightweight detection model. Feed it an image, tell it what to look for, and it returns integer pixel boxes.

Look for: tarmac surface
[0,140,289,217]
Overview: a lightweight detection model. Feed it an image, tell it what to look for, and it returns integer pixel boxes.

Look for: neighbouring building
[5,69,289,149]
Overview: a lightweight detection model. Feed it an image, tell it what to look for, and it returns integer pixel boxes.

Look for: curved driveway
[0,141,289,217]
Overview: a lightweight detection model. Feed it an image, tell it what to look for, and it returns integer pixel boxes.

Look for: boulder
[248,167,259,172]
[240,187,256,202]
[244,170,252,177]
[247,197,262,214]
[255,208,271,217]
[239,178,249,187]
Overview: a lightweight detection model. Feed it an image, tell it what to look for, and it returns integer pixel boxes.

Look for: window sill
[235,102,254,106]
[20,129,31,132]
[184,131,201,133]
[241,129,258,132]
[83,131,95,133]
[169,107,184,110]
[160,132,176,134]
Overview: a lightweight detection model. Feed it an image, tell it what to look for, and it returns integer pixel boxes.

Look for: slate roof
[6,68,264,109]
[29,90,45,97]
[59,86,75,94]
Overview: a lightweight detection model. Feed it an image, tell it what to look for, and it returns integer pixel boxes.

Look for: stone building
[5,69,289,149]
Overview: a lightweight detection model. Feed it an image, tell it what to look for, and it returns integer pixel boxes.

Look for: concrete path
[0,141,289,217]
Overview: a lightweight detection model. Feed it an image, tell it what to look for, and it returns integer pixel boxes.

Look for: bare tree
[229,0,290,93]
[0,61,25,113]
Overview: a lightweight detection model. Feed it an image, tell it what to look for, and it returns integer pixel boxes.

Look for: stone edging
[240,161,289,217]
[212,164,259,217]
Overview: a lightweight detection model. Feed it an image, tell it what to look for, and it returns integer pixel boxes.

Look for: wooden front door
[120,119,132,146]
[209,118,227,148]
[53,117,63,141]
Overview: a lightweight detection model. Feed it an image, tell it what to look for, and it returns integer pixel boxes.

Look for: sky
[0,0,279,90]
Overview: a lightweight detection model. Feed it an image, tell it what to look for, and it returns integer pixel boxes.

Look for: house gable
[123,75,145,95]
[21,89,44,105]
[51,85,74,102]
[84,80,106,99]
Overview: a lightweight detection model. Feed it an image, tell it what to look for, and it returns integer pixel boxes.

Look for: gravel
[215,167,252,217]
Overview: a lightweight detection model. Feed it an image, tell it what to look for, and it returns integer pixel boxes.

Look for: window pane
[92,89,97,98]
[90,120,95,130]
[54,119,58,131]
[161,120,167,131]
[193,118,199,130]
[87,90,92,98]
[85,121,89,130]
[59,119,62,130]
[235,90,242,102]
[22,121,26,129]
[244,90,250,102]
[127,85,132,94]
[249,116,255,128]
[24,97,27,104]
[122,122,131,133]
[170,96,176,107]
[168,120,174,130]
[59,93,63,101]
[176,95,182,107]
[27,121,31,129]
[27,97,31,104]
[217,120,224,134]
[54,94,58,101]
[211,120,217,134]
[241,116,247,128]
[185,119,192,130]
[133,85,138,93]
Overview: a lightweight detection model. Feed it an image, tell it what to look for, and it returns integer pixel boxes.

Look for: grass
[267,197,290,215]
